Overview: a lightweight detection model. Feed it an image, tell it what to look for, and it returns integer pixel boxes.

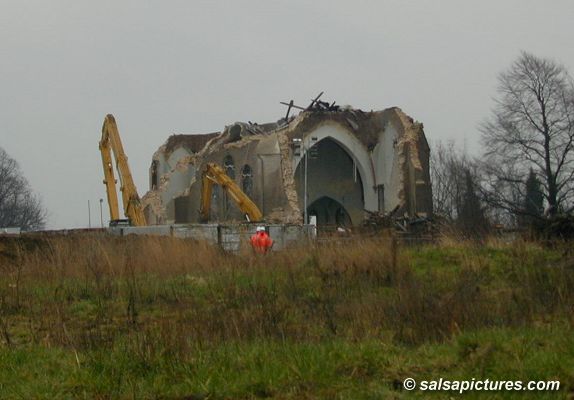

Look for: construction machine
[99,114,146,226]
[200,163,263,223]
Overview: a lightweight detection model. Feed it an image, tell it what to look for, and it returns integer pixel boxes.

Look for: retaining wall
[108,224,315,251]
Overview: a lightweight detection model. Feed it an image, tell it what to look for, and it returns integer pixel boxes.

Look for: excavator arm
[200,163,263,223]
[99,114,146,226]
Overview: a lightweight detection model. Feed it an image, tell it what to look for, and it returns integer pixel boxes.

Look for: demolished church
[141,98,433,227]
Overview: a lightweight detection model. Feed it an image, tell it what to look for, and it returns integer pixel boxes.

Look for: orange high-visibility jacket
[250,231,273,253]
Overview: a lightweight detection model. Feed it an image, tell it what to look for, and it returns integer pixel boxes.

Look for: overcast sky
[1,0,573,229]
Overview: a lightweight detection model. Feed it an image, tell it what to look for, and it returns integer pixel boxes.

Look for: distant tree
[457,169,490,237]
[431,141,476,220]
[431,141,491,235]
[523,169,544,218]
[0,147,46,230]
[517,169,545,232]
[480,52,574,218]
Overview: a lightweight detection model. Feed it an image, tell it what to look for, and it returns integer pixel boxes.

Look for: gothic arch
[293,122,377,211]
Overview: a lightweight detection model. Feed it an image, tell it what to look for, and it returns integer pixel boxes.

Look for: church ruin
[141,97,432,227]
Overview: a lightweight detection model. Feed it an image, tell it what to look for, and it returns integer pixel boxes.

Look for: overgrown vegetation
[0,235,573,398]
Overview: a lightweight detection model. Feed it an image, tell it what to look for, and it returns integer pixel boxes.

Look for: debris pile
[280,91,342,121]
[363,209,395,229]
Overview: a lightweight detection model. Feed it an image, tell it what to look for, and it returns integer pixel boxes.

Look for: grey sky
[1,0,573,229]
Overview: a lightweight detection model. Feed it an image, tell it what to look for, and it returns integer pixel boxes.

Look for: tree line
[432,52,574,237]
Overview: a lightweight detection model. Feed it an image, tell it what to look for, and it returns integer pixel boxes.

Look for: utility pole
[99,198,104,228]
[292,137,316,225]
[304,146,308,224]
[304,137,318,224]
[88,200,91,228]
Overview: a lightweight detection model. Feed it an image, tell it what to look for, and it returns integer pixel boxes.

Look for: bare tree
[431,141,476,220]
[480,52,574,218]
[431,141,490,235]
[0,147,46,230]
[457,169,490,237]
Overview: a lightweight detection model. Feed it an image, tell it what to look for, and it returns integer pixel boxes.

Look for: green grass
[0,236,572,398]
[0,324,571,399]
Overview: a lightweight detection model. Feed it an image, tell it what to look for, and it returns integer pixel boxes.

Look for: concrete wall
[408,129,432,216]
[108,223,314,251]
[290,118,418,223]
[185,133,290,224]
[147,146,197,224]
[372,122,401,212]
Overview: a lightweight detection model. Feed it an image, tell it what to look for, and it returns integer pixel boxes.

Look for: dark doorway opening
[307,196,352,227]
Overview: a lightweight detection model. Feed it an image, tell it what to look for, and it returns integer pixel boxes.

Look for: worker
[250,226,273,254]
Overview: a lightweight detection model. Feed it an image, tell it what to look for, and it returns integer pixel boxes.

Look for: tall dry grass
[0,234,573,357]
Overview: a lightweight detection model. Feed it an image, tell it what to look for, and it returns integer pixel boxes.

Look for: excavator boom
[99,114,146,226]
[200,163,263,223]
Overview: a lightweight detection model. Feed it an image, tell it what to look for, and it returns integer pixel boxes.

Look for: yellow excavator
[200,163,263,223]
[99,114,146,226]
[99,114,262,226]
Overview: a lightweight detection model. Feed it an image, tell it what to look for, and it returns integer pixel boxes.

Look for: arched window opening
[223,155,235,179]
[242,164,253,196]
[222,155,235,217]
[211,185,220,221]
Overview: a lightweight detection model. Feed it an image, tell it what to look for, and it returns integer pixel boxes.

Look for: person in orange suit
[250,226,273,254]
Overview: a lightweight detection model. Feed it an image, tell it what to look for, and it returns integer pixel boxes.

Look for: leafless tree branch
[0,147,46,230]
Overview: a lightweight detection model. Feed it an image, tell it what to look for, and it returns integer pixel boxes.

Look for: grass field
[0,235,572,399]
